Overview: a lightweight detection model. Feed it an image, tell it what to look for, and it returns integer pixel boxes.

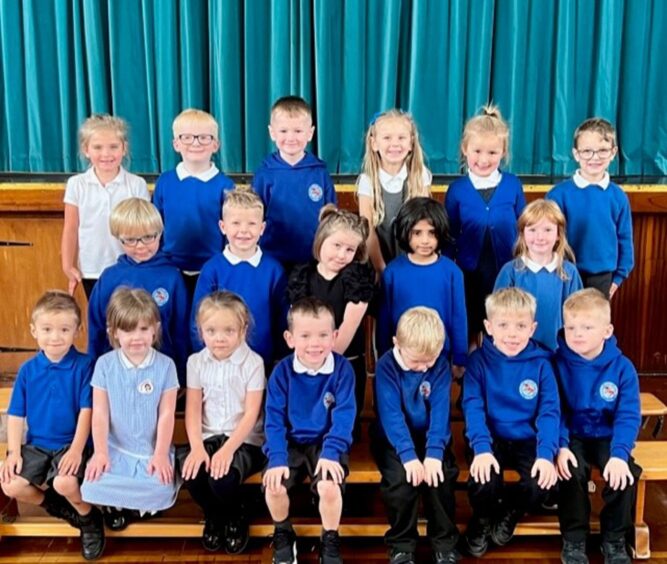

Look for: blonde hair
[196,291,252,339]
[563,288,611,323]
[106,287,161,348]
[395,307,445,358]
[79,114,128,154]
[485,287,537,320]
[573,117,616,149]
[460,104,510,164]
[312,205,369,263]
[109,198,163,238]
[222,186,264,217]
[271,96,312,120]
[172,108,219,138]
[359,109,430,226]
[514,199,575,280]
[31,290,81,326]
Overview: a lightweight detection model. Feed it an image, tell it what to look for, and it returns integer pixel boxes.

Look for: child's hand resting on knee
[181,445,210,480]
[85,452,110,482]
[263,466,289,493]
[531,457,558,489]
[148,453,174,485]
[423,457,444,487]
[603,457,634,490]
[315,458,345,484]
[0,452,22,482]
[58,447,83,476]
[403,459,425,487]
[556,447,578,480]
[469,452,499,484]
[210,442,235,480]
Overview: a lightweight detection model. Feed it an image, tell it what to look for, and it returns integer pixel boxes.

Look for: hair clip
[369,111,384,127]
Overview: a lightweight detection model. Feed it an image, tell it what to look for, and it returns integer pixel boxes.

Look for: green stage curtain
[0,0,665,176]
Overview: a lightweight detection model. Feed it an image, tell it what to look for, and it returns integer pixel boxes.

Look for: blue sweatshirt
[252,151,337,265]
[87,252,190,382]
[377,255,468,366]
[494,258,583,351]
[546,179,634,285]
[444,172,525,271]
[191,251,288,365]
[374,350,452,463]
[463,336,560,460]
[263,353,356,468]
[554,334,640,461]
[153,169,234,271]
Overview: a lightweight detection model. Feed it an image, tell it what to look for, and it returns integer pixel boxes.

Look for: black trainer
[490,508,521,546]
[561,540,589,564]
[320,529,342,563]
[433,549,460,563]
[464,516,491,558]
[272,526,297,564]
[225,516,249,554]
[389,551,416,564]
[601,540,631,564]
[201,517,224,552]
[79,507,105,560]
[41,488,81,529]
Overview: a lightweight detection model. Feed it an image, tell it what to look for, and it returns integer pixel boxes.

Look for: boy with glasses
[547,118,633,298]
[153,109,235,297]
[87,198,189,385]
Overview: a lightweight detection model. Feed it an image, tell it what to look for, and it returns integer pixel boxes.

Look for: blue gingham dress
[81,349,180,511]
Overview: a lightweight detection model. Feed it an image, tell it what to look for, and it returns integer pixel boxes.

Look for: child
[62,114,149,298]
[0,291,104,560]
[494,199,583,351]
[376,197,467,378]
[444,105,525,345]
[81,288,180,529]
[152,108,235,296]
[357,109,432,273]
[287,205,374,438]
[372,307,459,564]
[191,188,288,368]
[547,118,633,299]
[252,95,337,268]
[179,292,265,554]
[463,288,559,558]
[555,289,641,564]
[87,198,189,383]
[263,297,356,564]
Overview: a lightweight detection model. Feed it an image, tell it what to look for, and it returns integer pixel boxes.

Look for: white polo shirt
[63,167,149,278]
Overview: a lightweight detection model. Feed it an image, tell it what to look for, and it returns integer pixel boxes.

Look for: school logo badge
[599,382,618,402]
[519,379,538,400]
[138,379,154,394]
[419,381,431,398]
[152,288,169,307]
[308,184,324,202]
[323,392,335,409]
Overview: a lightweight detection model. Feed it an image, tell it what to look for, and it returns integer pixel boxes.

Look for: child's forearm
[6,416,25,456]
[91,390,110,456]
[69,408,92,454]
[334,302,368,354]
[184,389,205,450]
[61,204,79,271]
[154,390,177,457]
[221,390,263,453]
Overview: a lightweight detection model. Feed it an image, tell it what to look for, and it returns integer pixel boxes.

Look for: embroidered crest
[599,381,619,402]
[138,379,154,395]
[419,381,431,398]
[152,288,169,307]
[308,184,324,202]
[519,379,538,400]
[323,391,335,409]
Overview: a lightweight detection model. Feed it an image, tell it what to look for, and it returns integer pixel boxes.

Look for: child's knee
[52,475,80,498]
[1,476,30,498]
[265,485,288,503]
[317,480,341,504]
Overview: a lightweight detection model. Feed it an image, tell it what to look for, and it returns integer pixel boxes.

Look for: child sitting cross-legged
[263,297,356,564]
[463,287,560,558]
[371,307,459,564]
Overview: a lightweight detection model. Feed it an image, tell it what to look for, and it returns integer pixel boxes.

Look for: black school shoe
[433,549,461,563]
[600,540,631,564]
[272,526,297,564]
[225,515,250,554]
[464,516,491,557]
[79,507,105,560]
[41,487,81,529]
[201,517,224,552]
[389,550,416,564]
[103,507,132,531]
[561,540,589,564]
[490,508,522,546]
[320,529,342,563]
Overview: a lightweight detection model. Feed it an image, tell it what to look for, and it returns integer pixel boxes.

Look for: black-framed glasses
[576,148,613,160]
[119,232,160,247]
[177,133,216,146]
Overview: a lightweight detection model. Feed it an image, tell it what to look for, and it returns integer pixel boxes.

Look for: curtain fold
[0,0,664,176]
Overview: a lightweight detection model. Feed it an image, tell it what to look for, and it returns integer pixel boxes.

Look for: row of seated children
[0,286,640,564]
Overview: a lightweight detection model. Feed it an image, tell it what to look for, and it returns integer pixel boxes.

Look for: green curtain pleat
[0,0,665,176]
